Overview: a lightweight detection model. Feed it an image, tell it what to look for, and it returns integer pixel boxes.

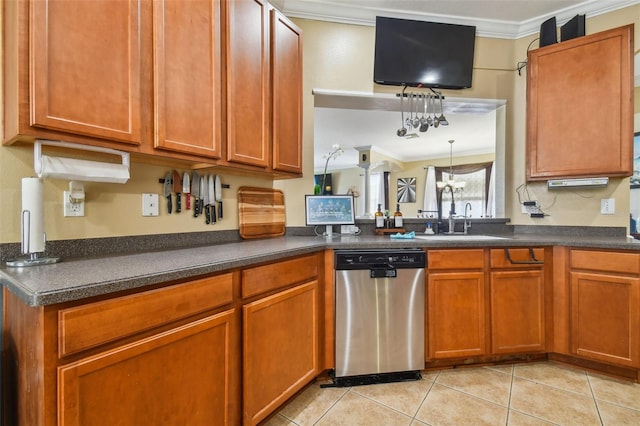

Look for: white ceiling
[286,0,640,172]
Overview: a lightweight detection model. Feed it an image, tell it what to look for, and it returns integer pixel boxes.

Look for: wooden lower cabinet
[567,249,640,368]
[489,248,547,355]
[570,271,640,367]
[58,310,238,425]
[428,271,486,359]
[242,281,319,425]
[490,270,545,354]
[427,249,486,360]
[3,252,326,426]
[3,273,241,426]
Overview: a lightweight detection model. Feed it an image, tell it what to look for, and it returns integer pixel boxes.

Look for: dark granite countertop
[2,230,640,307]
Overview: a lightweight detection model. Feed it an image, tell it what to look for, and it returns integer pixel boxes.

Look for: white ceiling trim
[281,0,639,39]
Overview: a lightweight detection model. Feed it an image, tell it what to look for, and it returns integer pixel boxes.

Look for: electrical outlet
[601,198,615,215]
[340,225,360,234]
[521,201,540,214]
[63,191,85,217]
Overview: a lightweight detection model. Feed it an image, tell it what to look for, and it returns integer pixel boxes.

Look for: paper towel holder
[6,177,60,267]
[5,210,60,267]
[34,139,130,183]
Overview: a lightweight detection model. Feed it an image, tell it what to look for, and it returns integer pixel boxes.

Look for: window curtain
[435,161,493,202]
[485,162,496,217]
[369,172,389,213]
[423,166,438,217]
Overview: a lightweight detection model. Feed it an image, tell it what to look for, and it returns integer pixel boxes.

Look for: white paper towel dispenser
[34,139,130,183]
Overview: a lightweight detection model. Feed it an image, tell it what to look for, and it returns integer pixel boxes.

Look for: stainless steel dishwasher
[333,249,426,386]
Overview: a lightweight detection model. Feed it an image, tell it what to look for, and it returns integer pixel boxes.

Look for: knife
[199,175,205,219]
[209,174,216,224]
[202,175,210,224]
[163,171,172,214]
[172,170,182,213]
[191,171,200,217]
[215,174,223,220]
[183,172,191,210]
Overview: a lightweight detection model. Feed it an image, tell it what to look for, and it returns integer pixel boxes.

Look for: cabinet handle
[504,248,544,265]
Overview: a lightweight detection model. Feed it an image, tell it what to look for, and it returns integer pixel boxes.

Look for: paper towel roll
[38,155,130,183]
[22,177,45,254]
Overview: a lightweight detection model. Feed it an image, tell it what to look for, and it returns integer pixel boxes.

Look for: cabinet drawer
[242,254,319,298]
[428,249,484,270]
[58,273,233,357]
[491,248,545,268]
[571,250,640,274]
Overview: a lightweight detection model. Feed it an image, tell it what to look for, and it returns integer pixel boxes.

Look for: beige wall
[508,7,640,229]
[279,5,640,228]
[1,6,639,244]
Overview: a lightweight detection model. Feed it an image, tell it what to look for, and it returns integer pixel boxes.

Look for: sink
[413,234,509,241]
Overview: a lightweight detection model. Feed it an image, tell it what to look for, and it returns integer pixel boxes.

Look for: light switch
[142,193,159,217]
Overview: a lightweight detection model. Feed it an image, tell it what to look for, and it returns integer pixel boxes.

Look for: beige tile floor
[264,362,640,425]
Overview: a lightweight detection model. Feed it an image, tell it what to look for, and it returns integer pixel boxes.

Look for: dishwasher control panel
[335,249,426,270]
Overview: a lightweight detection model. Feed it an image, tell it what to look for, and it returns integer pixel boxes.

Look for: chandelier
[437,139,465,191]
[396,87,448,137]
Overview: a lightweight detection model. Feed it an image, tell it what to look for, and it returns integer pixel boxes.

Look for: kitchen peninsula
[4,228,640,425]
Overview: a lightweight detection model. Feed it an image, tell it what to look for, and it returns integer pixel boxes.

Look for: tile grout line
[348,384,422,421]
[312,386,353,426]
[410,370,440,421]
[586,372,606,426]
[505,365,515,426]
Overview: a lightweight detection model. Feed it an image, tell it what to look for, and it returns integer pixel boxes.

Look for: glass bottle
[394,204,403,228]
[375,204,384,229]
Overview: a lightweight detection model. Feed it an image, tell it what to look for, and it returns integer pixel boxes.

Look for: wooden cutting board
[238,187,286,239]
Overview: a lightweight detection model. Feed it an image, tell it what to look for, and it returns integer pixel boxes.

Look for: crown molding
[281,0,639,39]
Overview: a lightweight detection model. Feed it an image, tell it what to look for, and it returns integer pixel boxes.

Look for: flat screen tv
[373,16,476,89]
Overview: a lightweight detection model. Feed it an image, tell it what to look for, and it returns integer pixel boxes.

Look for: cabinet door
[31,0,141,144]
[270,8,302,174]
[570,271,640,367]
[58,310,239,425]
[226,0,270,168]
[428,272,485,359]
[243,281,319,425]
[491,270,545,354]
[153,0,222,158]
[526,25,633,180]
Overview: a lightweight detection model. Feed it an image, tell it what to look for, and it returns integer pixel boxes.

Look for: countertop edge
[2,234,639,306]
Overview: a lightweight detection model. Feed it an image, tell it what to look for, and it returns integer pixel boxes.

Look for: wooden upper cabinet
[526,24,634,181]
[271,9,303,174]
[5,0,303,175]
[226,0,270,168]
[30,0,142,145]
[153,0,222,158]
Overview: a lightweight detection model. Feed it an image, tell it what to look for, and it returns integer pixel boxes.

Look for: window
[437,162,493,218]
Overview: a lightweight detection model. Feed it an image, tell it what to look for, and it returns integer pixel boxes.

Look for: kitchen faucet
[437,184,456,234]
[464,202,472,234]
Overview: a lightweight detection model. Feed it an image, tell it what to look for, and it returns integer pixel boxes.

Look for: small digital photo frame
[305,195,355,236]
